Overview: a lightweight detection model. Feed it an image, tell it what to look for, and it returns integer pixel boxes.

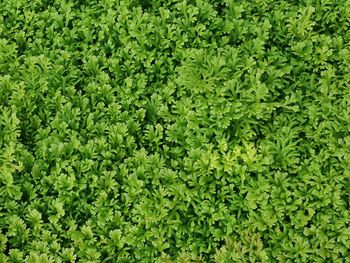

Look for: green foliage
[1,0,350,262]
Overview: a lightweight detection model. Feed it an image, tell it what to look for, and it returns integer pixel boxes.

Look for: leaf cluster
[0,0,350,262]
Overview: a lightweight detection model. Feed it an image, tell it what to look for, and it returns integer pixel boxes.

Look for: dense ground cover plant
[0,0,350,262]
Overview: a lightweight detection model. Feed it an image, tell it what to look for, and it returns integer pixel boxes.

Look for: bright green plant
[0,0,350,262]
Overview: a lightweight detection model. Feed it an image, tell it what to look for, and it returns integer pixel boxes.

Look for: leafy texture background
[0,0,350,262]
